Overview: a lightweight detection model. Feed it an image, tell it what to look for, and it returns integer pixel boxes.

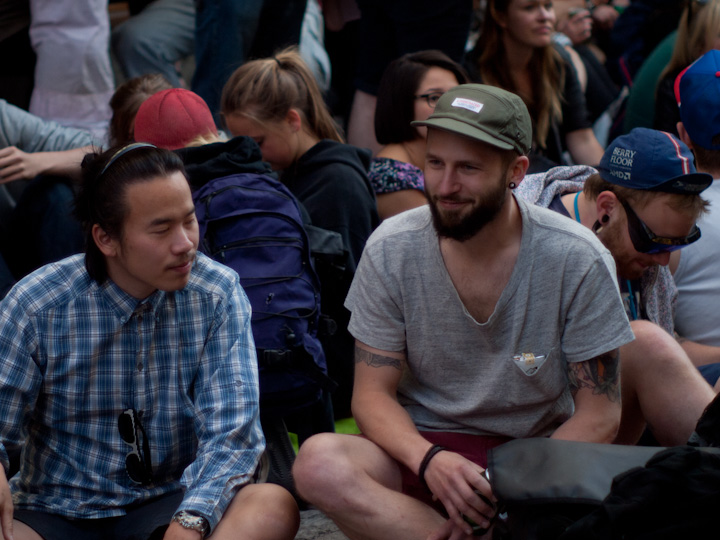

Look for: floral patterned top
[368,157,424,195]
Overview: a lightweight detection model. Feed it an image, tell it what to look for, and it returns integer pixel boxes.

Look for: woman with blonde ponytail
[221,47,379,419]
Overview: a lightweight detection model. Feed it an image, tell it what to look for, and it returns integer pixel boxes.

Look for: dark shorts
[14,491,184,540]
[353,0,473,95]
[398,431,511,510]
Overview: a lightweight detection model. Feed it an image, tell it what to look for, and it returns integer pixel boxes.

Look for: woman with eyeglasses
[654,0,720,136]
[466,0,605,173]
[370,50,469,220]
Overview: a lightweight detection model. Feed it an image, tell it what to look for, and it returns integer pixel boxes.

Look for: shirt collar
[99,279,167,324]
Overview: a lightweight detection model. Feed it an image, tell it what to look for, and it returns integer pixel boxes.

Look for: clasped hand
[423,451,496,540]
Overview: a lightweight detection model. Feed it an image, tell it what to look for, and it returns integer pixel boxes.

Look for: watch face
[174,512,208,536]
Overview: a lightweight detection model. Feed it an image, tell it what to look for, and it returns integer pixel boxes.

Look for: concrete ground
[296,508,348,539]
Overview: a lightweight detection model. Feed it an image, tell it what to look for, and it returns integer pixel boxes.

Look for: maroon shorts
[399,431,511,509]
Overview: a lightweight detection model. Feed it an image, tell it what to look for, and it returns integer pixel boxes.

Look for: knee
[111,22,155,63]
[629,319,671,343]
[293,433,355,505]
[624,321,682,365]
[224,483,300,540]
[622,320,696,380]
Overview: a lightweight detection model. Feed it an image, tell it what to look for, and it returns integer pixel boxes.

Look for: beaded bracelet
[418,444,446,493]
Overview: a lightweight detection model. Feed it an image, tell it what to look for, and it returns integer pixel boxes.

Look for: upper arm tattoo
[568,349,620,403]
[354,345,403,371]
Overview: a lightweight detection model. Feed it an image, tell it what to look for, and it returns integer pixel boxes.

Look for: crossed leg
[615,320,716,446]
[11,483,299,540]
[293,433,453,540]
[212,483,300,540]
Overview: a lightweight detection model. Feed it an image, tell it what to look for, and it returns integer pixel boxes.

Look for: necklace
[573,191,581,222]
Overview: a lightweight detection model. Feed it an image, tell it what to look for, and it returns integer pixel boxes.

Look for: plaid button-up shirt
[0,253,263,531]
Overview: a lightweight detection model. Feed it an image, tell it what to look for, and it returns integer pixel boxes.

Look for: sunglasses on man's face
[618,198,701,254]
[118,408,153,485]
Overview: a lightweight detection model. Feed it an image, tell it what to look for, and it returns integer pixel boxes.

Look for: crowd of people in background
[1,0,720,539]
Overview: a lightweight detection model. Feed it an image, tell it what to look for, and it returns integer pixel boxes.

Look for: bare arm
[0,145,91,184]
[667,253,720,368]
[552,349,621,443]
[353,342,494,535]
[162,523,201,540]
[591,4,620,30]
[565,128,604,167]
[677,338,720,368]
[352,342,427,468]
[0,466,13,540]
[564,45,588,91]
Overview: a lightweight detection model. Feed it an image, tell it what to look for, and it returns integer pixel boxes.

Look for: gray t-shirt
[346,196,634,439]
[674,180,720,346]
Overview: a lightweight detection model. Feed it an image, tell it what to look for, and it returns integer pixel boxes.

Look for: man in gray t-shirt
[293,85,634,540]
[345,197,630,440]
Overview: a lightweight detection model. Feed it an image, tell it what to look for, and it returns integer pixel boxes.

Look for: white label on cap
[451,97,483,113]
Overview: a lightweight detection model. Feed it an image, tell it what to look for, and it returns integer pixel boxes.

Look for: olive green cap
[412,84,532,155]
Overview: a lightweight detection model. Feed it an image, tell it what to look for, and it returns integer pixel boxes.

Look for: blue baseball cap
[598,128,712,194]
[676,49,720,150]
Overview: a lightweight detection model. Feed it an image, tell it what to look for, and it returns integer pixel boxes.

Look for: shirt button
[137,363,143,371]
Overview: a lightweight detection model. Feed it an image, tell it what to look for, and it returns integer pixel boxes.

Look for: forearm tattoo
[354,346,402,371]
[568,349,620,403]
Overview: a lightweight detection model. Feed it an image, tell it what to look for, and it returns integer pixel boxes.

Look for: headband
[99,142,157,178]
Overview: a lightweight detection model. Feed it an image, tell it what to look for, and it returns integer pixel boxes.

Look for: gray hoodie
[516,165,677,335]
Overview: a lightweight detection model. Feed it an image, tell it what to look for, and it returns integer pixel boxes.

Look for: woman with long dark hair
[468,0,604,172]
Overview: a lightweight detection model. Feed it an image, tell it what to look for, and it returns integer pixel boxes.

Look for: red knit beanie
[133,88,218,150]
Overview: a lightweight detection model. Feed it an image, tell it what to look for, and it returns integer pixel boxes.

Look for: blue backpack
[193,172,337,415]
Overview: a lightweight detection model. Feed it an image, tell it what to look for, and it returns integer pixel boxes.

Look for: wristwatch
[172,511,209,538]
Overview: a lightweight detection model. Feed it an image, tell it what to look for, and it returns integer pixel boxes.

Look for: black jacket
[176,135,273,190]
[280,139,379,272]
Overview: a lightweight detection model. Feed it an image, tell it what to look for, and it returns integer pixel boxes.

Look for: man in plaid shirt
[0,144,299,540]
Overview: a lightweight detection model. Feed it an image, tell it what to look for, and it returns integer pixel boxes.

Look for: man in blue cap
[516,127,718,445]
[672,49,720,386]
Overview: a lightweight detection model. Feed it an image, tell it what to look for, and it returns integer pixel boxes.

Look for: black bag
[487,392,720,539]
[485,438,664,539]
[559,445,720,539]
[560,392,720,539]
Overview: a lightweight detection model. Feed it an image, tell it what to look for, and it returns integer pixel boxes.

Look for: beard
[596,217,647,280]
[425,172,509,242]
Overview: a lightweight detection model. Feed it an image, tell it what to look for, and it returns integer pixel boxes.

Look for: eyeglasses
[618,198,701,254]
[415,92,444,108]
[118,408,153,485]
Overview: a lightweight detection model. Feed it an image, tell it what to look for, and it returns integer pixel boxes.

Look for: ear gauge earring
[592,215,609,235]
[509,182,517,189]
